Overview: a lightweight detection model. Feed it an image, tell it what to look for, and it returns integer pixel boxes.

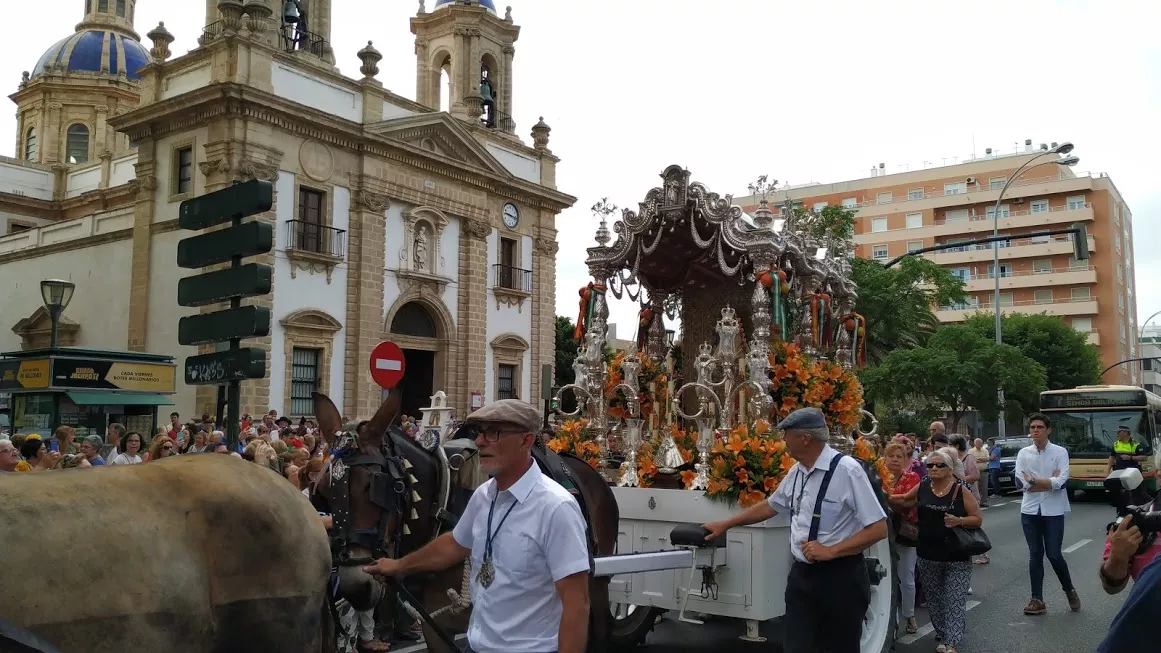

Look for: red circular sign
[369,341,406,389]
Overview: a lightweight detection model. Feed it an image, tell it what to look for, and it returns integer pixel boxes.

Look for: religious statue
[413,225,429,271]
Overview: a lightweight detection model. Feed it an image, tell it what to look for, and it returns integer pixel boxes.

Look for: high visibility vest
[1114,440,1139,455]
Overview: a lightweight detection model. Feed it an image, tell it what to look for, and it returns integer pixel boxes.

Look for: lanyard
[484,490,519,561]
[790,468,816,517]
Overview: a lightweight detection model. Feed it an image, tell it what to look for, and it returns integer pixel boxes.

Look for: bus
[1038,385,1160,497]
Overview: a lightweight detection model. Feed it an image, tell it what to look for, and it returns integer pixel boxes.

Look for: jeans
[1021,512,1075,599]
[988,468,1001,495]
[897,544,918,619]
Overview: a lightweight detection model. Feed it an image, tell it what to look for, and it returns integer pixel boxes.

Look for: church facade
[0,0,573,420]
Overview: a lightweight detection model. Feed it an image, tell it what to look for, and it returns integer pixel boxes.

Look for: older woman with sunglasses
[889,448,984,653]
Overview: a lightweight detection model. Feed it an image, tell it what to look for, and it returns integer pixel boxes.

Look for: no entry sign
[369,341,406,389]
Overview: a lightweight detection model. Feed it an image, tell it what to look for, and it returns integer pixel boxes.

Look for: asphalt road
[395,492,1126,653]
[639,491,1123,653]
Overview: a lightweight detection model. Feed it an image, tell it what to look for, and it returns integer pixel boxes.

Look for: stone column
[501,45,515,133]
[414,38,431,109]
[205,0,218,24]
[45,103,62,165]
[94,105,109,156]
[125,149,158,352]
[457,218,491,415]
[344,185,389,419]
[530,233,559,406]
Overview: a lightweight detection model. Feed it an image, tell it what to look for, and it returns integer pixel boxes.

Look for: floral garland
[545,419,601,469]
[706,420,796,507]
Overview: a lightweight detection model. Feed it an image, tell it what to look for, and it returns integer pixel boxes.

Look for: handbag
[899,520,920,543]
[946,484,992,556]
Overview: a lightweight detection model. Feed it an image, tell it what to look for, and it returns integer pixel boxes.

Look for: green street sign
[178,306,271,346]
[177,263,272,308]
[179,179,273,231]
[184,348,266,385]
[177,221,273,269]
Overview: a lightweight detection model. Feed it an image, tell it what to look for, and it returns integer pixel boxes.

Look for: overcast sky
[5,0,1160,342]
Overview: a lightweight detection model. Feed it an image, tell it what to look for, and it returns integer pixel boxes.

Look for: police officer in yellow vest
[1107,426,1148,474]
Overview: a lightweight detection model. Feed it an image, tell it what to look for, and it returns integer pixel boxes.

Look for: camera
[1105,469,1161,554]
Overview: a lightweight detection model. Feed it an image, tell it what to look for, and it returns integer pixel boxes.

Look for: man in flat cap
[363,399,591,653]
[704,407,887,653]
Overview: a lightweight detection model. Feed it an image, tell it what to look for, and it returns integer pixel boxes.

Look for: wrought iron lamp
[40,279,75,349]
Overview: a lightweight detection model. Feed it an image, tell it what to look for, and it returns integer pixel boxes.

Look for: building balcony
[492,264,532,310]
[1086,331,1100,346]
[285,220,346,283]
[847,173,1096,214]
[926,234,1095,266]
[936,297,1099,322]
[960,266,1097,292]
[855,203,1093,244]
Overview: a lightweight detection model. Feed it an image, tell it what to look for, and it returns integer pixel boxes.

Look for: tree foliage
[850,256,967,365]
[555,316,578,387]
[861,325,1047,430]
[962,313,1102,396]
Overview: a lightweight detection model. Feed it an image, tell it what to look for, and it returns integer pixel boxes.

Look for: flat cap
[776,407,828,431]
[464,399,542,433]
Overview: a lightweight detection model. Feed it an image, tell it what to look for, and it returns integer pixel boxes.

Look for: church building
[0,0,574,421]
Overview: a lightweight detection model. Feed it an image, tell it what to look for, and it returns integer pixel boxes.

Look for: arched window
[116,0,125,16]
[24,128,37,161]
[390,303,437,338]
[66,124,90,164]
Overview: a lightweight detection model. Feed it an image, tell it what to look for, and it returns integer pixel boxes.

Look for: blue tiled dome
[31,30,150,81]
[434,0,498,13]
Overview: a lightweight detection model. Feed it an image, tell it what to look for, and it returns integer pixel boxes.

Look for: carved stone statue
[413,225,429,271]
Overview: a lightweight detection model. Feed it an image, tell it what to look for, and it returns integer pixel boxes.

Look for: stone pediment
[12,306,80,350]
[368,114,510,177]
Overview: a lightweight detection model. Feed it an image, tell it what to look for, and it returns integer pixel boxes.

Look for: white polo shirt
[766,445,888,564]
[452,458,591,653]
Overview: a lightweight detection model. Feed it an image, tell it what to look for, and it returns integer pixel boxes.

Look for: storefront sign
[51,358,176,393]
[0,359,50,391]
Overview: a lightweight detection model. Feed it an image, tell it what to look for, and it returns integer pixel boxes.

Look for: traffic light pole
[882,223,1089,269]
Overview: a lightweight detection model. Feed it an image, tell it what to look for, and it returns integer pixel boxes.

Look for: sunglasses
[926,462,949,469]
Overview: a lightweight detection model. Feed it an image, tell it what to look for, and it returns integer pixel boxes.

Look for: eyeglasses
[478,427,527,443]
[926,462,949,469]
[0,449,15,455]
[162,445,174,451]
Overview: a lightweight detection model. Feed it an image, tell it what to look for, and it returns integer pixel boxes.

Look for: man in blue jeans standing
[987,438,1001,498]
[1013,413,1081,615]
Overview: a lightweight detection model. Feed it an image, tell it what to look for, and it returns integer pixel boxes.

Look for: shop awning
[65,391,175,406]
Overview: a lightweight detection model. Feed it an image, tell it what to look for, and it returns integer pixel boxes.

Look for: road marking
[1063,538,1092,554]
[897,601,980,644]
[393,634,466,653]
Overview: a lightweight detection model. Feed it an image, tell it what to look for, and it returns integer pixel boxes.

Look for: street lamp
[39,279,75,349]
[990,142,1079,439]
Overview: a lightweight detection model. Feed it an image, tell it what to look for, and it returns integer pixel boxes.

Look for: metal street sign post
[369,341,407,389]
[176,179,275,450]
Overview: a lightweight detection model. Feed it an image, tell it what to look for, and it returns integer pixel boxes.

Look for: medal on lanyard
[477,491,518,589]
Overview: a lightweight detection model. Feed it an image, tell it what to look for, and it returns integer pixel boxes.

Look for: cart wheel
[609,601,664,651]
[859,458,900,653]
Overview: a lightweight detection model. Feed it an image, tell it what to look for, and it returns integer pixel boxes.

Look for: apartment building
[736,143,1139,386]
[1140,325,1161,394]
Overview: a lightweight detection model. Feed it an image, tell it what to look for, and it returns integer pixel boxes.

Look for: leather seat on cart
[669,523,726,548]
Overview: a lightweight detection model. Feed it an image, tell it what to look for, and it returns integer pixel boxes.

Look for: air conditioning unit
[965,176,976,184]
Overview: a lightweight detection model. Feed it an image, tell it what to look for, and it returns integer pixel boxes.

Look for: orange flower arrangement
[853,436,895,495]
[545,419,602,469]
[705,419,796,507]
[768,340,863,433]
[632,423,698,488]
[604,351,669,421]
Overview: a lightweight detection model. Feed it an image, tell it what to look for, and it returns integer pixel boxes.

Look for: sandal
[357,640,391,652]
[905,618,918,634]
[974,554,990,565]
[936,645,947,653]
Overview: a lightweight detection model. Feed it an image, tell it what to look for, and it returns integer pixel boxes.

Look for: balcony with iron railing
[491,263,532,310]
[198,21,330,60]
[936,296,1099,322]
[285,220,346,282]
[854,202,1093,243]
[926,233,1095,266]
[958,265,1098,292]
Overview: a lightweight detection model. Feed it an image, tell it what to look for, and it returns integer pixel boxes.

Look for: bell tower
[411,0,519,134]
[81,0,141,38]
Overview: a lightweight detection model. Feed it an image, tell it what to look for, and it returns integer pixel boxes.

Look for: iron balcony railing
[482,107,516,133]
[492,264,532,293]
[281,26,328,57]
[286,220,346,258]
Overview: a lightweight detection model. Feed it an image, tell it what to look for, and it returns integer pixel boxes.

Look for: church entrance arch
[385,299,454,421]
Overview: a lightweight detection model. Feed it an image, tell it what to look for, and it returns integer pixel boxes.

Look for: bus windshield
[1048,410,1152,457]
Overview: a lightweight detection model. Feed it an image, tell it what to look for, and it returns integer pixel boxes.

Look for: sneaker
[1066,589,1081,612]
[1024,598,1047,615]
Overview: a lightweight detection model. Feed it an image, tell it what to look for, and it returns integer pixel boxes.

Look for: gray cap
[464,399,542,433]
[775,407,828,431]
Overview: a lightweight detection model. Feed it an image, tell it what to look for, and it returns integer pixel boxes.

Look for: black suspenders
[808,453,845,542]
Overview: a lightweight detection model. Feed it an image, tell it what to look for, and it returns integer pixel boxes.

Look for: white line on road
[897,600,980,644]
[1063,538,1093,554]
[393,634,466,653]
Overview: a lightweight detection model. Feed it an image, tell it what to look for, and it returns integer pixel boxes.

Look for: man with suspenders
[703,407,888,652]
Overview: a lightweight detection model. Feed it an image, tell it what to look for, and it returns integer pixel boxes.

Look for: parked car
[993,436,1033,495]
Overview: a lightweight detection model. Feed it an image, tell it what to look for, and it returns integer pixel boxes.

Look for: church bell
[282,0,300,23]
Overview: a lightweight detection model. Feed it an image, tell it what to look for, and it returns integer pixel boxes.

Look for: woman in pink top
[1101,506,1161,594]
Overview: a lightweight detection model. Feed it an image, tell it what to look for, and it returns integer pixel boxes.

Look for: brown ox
[0,454,331,653]
[311,390,618,653]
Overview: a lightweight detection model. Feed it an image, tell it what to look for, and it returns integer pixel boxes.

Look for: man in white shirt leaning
[1014,412,1081,616]
[363,399,592,653]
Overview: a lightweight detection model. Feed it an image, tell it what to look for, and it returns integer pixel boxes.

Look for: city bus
[1038,385,1160,497]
